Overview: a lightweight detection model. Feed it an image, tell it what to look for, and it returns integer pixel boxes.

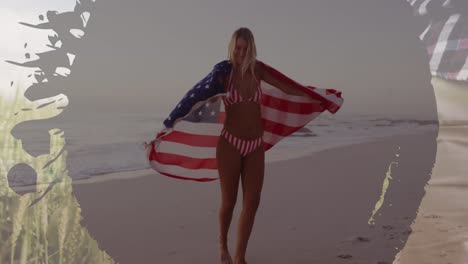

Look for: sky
[0,0,438,119]
[0,0,75,99]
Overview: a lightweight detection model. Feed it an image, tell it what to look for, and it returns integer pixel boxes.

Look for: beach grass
[0,82,115,264]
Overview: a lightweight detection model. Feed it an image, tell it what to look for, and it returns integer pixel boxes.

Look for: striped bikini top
[222,70,262,106]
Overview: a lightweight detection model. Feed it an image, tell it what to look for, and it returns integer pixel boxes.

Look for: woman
[217,27,308,264]
[145,27,342,264]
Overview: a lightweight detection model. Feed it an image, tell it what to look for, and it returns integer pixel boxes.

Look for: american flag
[405,0,468,81]
[145,60,343,182]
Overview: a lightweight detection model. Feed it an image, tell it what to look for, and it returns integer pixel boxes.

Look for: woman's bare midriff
[222,65,264,139]
[223,103,263,139]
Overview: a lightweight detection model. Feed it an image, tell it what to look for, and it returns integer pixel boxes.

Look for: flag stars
[190,93,195,98]
[205,84,209,89]
[205,102,210,107]
[210,111,215,116]
[198,111,203,116]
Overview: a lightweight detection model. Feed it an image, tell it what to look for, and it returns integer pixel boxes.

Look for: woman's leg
[234,143,265,264]
[217,135,242,263]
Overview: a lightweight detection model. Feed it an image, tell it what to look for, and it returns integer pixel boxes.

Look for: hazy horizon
[1,0,438,120]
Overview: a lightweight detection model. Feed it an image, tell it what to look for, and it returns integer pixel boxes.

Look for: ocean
[3,111,438,187]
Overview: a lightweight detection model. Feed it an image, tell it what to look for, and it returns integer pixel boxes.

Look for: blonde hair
[228,27,258,83]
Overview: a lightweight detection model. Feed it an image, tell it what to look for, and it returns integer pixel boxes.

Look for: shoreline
[8,127,437,193]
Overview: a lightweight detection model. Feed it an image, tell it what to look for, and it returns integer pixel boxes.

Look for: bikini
[221,70,264,157]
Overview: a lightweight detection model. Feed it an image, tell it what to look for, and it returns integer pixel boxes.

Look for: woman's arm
[257,61,309,96]
[218,74,227,93]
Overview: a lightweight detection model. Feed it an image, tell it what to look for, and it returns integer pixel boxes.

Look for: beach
[393,125,468,264]
[70,129,438,264]
[2,106,443,263]
[4,0,465,262]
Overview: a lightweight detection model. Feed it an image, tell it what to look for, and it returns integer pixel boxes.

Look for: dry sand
[71,129,439,264]
[393,125,468,264]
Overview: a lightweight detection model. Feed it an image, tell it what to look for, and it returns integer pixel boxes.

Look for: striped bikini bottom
[220,128,264,157]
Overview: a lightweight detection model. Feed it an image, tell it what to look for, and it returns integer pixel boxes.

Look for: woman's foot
[220,245,233,264]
